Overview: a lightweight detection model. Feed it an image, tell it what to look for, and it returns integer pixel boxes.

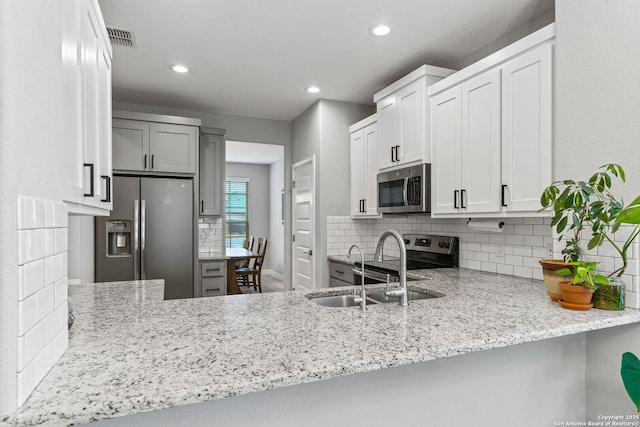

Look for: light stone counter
[3,270,640,426]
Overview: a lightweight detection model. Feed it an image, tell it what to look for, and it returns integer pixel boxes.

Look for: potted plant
[540,164,640,310]
[556,261,609,310]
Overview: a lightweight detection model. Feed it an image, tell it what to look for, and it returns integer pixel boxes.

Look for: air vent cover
[106,27,137,48]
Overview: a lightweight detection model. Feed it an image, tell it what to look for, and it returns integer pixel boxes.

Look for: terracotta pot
[539,259,574,301]
[559,281,594,309]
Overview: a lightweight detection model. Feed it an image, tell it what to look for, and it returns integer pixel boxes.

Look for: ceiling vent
[106,26,137,48]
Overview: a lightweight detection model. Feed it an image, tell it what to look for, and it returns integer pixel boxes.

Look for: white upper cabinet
[374,65,456,171]
[112,112,199,174]
[62,0,112,215]
[501,43,554,212]
[350,115,380,218]
[429,24,555,218]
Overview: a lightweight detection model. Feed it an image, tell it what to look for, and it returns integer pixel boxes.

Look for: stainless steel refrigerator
[95,175,194,299]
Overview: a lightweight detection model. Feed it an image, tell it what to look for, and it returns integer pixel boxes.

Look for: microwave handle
[403,178,409,206]
[406,178,414,206]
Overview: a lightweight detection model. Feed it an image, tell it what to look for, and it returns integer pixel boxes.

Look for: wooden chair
[236,237,268,293]
[235,236,254,270]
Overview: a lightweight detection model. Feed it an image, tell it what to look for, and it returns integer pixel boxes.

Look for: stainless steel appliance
[95,176,194,300]
[356,234,458,283]
[377,163,431,214]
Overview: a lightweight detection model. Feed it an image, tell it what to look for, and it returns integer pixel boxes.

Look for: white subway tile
[626,290,640,309]
[19,259,46,301]
[533,225,551,236]
[523,257,541,269]
[44,229,54,257]
[18,294,38,336]
[54,228,68,254]
[481,262,497,273]
[474,252,489,262]
[18,230,34,265]
[503,246,514,255]
[480,244,497,254]
[54,278,68,308]
[505,235,524,246]
[489,254,505,264]
[54,327,68,361]
[505,255,523,266]
[49,202,68,228]
[466,260,482,271]
[488,234,506,244]
[514,246,533,257]
[513,266,533,279]
[474,234,489,243]
[523,217,544,225]
[515,225,533,235]
[523,235,544,247]
[45,303,67,343]
[497,264,514,276]
[17,360,38,406]
[532,268,543,281]
[532,247,551,259]
[597,244,621,258]
[18,196,45,230]
[45,253,65,285]
[18,320,46,371]
[36,285,55,323]
[467,243,481,252]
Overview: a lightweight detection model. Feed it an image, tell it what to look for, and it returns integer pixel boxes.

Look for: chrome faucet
[374,230,408,306]
[348,244,366,311]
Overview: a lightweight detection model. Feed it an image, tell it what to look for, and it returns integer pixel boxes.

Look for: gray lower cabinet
[200,260,226,297]
[329,261,353,288]
[199,129,225,216]
[112,118,197,174]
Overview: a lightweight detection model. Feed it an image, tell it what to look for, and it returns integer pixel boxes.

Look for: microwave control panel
[407,176,422,205]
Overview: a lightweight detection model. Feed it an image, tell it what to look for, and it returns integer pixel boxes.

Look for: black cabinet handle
[362,199,366,213]
[151,155,155,169]
[205,288,220,292]
[144,154,147,169]
[390,146,395,163]
[501,184,508,207]
[83,163,94,197]
[461,189,466,209]
[454,190,459,209]
[201,200,205,213]
[100,175,111,202]
[395,145,400,162]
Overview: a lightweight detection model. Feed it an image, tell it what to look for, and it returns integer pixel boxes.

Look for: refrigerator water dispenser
[107,220,131,256]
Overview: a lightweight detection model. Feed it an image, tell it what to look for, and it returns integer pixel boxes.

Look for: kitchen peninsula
[3,270,640,427]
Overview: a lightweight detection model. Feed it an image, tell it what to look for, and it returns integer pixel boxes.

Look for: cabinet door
[350,129,366,217]
[460,69,502,214]
[430,87,462,215]
[199,133,224,216]
[377,95,397,170]
[396,79,425,166]
[149,123,197,173]
[80,0,103,205]
[501,43,553,212]
[98,36,113,210]
[362,124,380,216]
[112,119,150,172]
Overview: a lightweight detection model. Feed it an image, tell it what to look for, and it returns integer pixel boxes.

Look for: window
[225,179,249,248]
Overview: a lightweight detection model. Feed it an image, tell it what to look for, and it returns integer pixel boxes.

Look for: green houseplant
[556,261,609,310]
[540,164,640,310]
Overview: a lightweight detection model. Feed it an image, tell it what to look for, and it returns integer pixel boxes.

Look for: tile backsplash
[16,196,69,405]
[327,215,640,308]
[198,217,223,256]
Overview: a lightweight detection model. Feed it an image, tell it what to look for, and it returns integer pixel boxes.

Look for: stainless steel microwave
[377,163,431,214]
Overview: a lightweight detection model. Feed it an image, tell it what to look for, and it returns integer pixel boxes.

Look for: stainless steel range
[357,234,459,283]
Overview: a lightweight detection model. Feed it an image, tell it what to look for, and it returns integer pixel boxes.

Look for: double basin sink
[307,288,443,307]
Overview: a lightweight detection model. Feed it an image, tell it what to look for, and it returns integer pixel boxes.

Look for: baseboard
[263,269,284,281]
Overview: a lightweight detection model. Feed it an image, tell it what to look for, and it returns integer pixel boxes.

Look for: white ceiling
[226,141,284,165]
[98,0,554,122]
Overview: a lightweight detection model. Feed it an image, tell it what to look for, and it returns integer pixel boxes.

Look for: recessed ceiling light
[306,86,321,94]
[370,25,391,36]
[170,64,189,73]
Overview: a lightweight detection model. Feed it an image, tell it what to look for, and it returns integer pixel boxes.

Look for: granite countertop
[4,270,640,426]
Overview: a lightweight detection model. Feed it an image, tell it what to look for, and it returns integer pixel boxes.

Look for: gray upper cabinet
[112,118,197,174]
[199,129,225,216]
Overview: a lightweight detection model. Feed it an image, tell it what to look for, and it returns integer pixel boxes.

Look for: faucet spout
[375,230,408,306]
[348,244,366,311]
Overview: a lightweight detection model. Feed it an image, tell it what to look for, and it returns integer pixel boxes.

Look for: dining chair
[236,237,268,292]
[235,236,254,272]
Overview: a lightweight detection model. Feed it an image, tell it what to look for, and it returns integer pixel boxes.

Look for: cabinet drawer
[202,277,226,297]
[329,261,352,280]
[201,261,225,277]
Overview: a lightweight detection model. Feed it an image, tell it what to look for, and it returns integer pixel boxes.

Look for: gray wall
[554,0,640,417]
[269,157,285,275]
[291,99,374,289]
[226,163,271,268]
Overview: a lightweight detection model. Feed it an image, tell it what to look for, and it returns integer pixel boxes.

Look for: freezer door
[95,176,140,282]
[141,177,194,299]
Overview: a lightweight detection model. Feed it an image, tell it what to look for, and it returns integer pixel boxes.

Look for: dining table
[225,247,261,295]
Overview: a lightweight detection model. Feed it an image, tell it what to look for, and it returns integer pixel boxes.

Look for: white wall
[554,0,640,418]
[0,0,70,413]
[291,99,374,289]
[269,157,285,275]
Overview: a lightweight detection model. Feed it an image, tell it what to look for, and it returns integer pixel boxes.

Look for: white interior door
[292,156,315,291]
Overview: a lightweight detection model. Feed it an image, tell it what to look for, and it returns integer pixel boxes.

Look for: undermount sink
[307,293,377,307]
[366,288,444,304]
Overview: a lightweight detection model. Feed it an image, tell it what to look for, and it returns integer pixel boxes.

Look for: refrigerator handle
[133,200,140,279]
[141,200,146,280]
